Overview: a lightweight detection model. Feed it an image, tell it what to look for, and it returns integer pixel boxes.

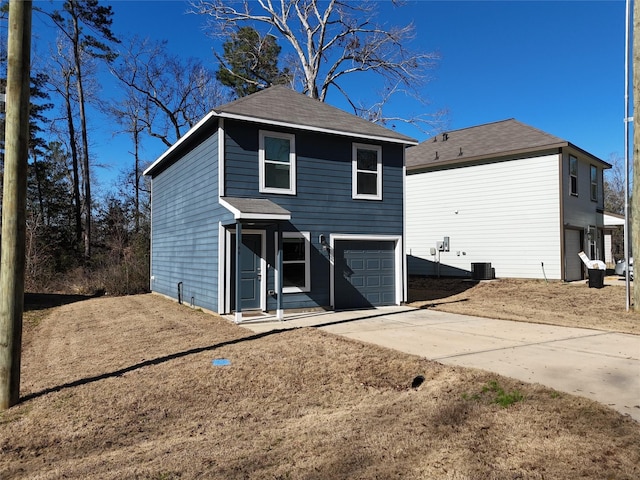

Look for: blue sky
[31,0,630,192]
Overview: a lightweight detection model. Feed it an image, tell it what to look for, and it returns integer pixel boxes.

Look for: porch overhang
[221,197,289,324]
[220,196,291,222]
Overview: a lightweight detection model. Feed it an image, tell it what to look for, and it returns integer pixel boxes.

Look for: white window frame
[590,165,598,202]
[569,155,578,196]
[276,231,311,293]
[352,143,382,200]
[259,130,296,195]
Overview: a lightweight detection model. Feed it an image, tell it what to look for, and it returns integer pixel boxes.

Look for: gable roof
[406,119,610,171]
[214,85,417,145]
[144,86,417,176]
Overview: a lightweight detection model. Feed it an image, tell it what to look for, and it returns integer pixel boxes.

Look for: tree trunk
[71,8,92,260]
[134,126,140,233]
[31,152,46,224]
[64,77,82,248]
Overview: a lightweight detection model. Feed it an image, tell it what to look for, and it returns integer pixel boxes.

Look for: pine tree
[216,26,290,97]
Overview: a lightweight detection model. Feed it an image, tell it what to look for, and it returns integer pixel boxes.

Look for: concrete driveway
[240,306,640,422]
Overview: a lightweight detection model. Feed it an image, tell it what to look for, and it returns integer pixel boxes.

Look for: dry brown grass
[1,291,639,479]
[409,277,640,335]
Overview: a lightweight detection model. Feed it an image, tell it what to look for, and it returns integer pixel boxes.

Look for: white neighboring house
[406,119,611,281]
[603,212,625,267]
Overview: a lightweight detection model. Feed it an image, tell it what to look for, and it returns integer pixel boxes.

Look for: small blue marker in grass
[212,358,231,366]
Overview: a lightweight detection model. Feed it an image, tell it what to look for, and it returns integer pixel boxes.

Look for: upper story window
[352,143,382,200]
[569,155,578,196]
[590,165,598,202]
[280,231,310,293]
[259,130,296,195]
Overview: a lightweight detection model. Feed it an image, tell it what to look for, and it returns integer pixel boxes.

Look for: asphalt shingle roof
[220,197,291,220]
[144,85,418,176]
[406,119,607,171]
[215,85,417,144]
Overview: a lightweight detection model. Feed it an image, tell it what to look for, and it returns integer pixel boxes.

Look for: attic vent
[442,133,449,141]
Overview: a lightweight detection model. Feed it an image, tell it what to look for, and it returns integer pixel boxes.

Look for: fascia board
[143,111,218,176]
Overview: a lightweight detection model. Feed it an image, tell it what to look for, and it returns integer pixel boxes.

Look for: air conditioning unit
[471,262,493,280]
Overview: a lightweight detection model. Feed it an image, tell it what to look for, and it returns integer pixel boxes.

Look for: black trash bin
[588,269,605,288]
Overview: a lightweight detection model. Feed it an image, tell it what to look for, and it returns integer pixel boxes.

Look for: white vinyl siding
[406,154,562,280]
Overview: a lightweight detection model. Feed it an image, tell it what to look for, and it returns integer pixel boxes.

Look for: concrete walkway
[240,306,640,422]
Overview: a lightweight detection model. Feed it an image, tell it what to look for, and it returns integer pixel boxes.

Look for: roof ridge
[214,85,417,144]
[436,118,566,144]
[508,118,567,143]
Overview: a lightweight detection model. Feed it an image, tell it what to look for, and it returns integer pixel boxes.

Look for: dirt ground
[1,281,639,479]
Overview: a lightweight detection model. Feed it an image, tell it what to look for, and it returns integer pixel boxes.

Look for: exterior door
[564,229,583,281]
[334,240,396,309]
[231,233,262,310]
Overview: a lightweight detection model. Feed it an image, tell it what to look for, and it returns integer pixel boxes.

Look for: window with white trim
[352,143,382,200]
[569,155,578,196]
[590,165,598,202]
[279,232,310,293]
[259,131,296,195]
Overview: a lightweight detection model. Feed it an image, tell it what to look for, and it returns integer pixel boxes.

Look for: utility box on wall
[437,236,450,252]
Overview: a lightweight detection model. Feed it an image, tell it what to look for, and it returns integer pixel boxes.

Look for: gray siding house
[405,119,610,281]
[144,86,417,321]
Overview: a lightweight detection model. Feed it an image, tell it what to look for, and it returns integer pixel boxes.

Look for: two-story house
[144,86,417,321]
[405,119,610,281]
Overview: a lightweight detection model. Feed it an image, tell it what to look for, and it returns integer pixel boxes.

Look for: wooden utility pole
[633,0,640,312]
[0,0,32,410]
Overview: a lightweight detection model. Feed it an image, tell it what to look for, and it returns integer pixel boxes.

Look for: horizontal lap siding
[406,154,562,279]
[562,151,605,228]
[151,133,221,311]
[224,122,404,310]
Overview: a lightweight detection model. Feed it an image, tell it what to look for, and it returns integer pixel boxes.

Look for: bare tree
[111,37,230,148]
[190,0,439,129]
[104,95,145,233]
[603,153,626,265]
[45,0,119,260]
[604,153,626,215]
[46,36,83,246]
